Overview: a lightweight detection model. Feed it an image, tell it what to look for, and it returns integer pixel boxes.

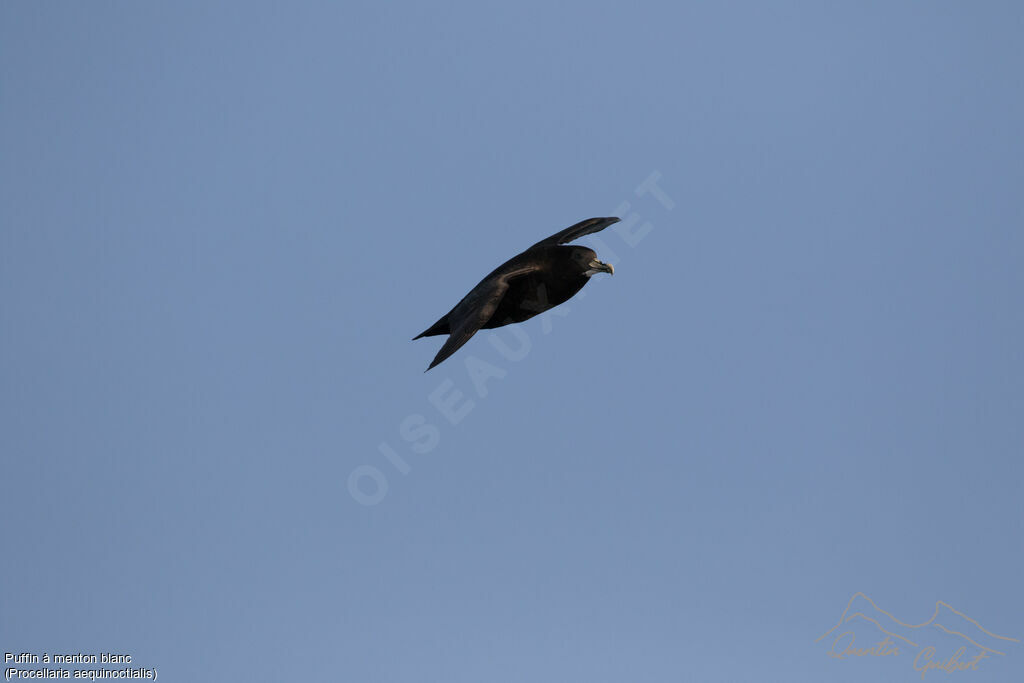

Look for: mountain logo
[816,592,1019,678]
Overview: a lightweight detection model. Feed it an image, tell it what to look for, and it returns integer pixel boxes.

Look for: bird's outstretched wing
[426,264,539,371]
[527,216,620,250]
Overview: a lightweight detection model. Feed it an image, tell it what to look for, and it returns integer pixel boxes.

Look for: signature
[817,593,1018,678]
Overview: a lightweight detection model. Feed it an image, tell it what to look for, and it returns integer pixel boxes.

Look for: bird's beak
[588,259,614,275]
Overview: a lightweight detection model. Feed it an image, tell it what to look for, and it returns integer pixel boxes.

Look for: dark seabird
[414,217,618,370]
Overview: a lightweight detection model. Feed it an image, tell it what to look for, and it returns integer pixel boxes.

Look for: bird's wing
[426,264,538,370]
[527,216,620,250]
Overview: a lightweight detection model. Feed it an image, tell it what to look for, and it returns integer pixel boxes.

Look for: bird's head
[569,246,614,277]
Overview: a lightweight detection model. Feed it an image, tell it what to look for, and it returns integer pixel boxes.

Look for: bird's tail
[412,316,450,340]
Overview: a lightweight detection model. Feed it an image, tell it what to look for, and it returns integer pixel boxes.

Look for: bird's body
[414,217,618,370]
[415,247,591,335]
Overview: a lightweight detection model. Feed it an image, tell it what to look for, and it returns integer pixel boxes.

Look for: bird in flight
[414,216,618,371]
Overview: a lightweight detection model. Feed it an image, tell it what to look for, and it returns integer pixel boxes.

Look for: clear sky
[2,2,1022,682]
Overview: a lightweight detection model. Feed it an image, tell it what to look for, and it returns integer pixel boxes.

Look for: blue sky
[2,2,1022,682]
